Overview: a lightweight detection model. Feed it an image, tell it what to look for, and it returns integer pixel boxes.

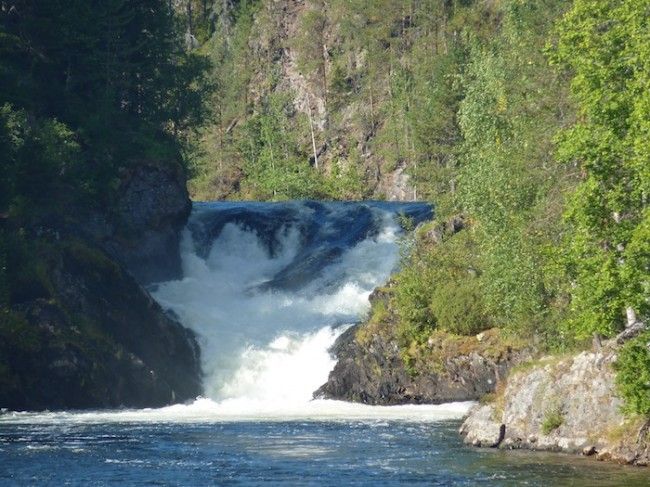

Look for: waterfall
[2,201,475,423]
[151,201,432,409]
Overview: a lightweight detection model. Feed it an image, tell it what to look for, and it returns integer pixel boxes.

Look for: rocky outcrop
[0,234,202,412]
[0,160,202,411]
[314,288,530,404]
[315,325,528,404]
[88,162,191,284]
[459,345,650,466]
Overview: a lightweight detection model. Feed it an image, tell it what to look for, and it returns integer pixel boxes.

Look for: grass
[604,416,648,444]
[541,405,564,434]
[400,327,529,377]
[508,352,576,378]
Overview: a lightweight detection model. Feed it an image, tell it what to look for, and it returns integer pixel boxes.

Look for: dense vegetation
[0,0,208,289]
[0,1,208,398]
[186,0,648,416]
[0,1,207,218]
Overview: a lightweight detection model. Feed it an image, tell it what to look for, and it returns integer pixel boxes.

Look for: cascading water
[0,200,473,422]
[142,200,467,419]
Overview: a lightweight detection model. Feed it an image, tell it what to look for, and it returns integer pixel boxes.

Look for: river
[1,201,647,485]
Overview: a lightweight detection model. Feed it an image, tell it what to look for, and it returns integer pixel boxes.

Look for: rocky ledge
[459,343,650,466]
[314,289,531,404]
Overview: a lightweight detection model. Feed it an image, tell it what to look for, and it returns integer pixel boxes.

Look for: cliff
[88,162,192,285]
[190,0,421,201]
[459,343,650,466]
[0,161,202,411]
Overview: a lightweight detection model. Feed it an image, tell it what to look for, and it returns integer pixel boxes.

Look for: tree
[0,0,209,210]
[553,0,650,337]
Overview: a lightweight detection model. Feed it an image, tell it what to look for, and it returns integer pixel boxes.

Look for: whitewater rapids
[2,201,475,424]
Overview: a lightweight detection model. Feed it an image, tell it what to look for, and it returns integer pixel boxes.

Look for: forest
[1,0,648,417]
[183,0,649,417]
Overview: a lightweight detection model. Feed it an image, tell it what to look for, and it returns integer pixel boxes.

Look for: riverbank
[459,339,650,466]
[315,284,532,404]
[315,276,649,468]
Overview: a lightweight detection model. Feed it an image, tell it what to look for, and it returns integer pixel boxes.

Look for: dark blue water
[1,419,647,486]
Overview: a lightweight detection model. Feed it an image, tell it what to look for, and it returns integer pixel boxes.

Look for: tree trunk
[187,1,193,37]
[308,103,319,169]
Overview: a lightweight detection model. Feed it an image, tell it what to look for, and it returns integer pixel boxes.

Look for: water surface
[1,417,647,486]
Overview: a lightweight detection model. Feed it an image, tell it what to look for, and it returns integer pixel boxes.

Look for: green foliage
[394,227,490,339]
[0,0,210,213]
[293,1,327,86]
[0,0,212,363]
[190,0,483,201]
[0,104,82,214]
[456,0,573,335]
[237,92,328,199]
[552,0,650,338]
[541,405,564,434]
[614,332,650,417]
[133,0,650,418]
[0,310,40,355]
[0,227,54,305]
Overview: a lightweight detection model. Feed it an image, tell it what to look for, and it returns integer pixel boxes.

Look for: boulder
[459,346,650,466]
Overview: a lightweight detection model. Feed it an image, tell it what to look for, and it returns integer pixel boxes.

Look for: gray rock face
[314,323,529,405]
[90,163,191,284]
[459,346,650,466]
[460,405,506,447]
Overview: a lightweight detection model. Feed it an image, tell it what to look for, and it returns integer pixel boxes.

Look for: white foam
[218,326,341,403]
[0,399,474,424]
[0,203,467,424]
[151,206,404,402]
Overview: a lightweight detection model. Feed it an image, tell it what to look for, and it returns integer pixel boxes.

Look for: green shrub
[541,405,564,434]
[393,228,491,340]
[614,331,650,417]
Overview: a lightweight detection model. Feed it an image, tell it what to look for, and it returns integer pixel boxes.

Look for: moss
[62,238,121,279]
[508,352,575,379]
[355,295,393,346]
[604,416,647,444]
[0,308,43,396]
[0,309,41,353]
[489,380,509,421]
[479,392,496,405]
[399,327,528,378]
[2,232,54,303]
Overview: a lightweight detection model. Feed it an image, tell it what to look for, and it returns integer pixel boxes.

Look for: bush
[541,405,564,434]
[614,331,650,416]
[393,228,491,340]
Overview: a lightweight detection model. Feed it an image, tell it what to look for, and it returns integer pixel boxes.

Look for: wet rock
[459,405,505,447]
[583,446,597,456]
